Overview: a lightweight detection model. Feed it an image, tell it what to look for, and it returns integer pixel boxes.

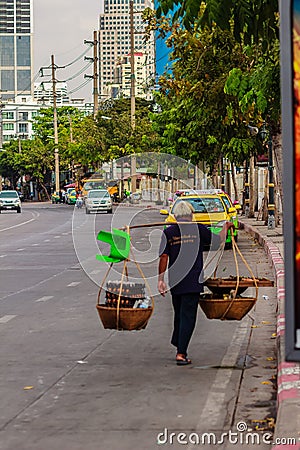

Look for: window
[3,123,14,130]
[1,70,14,91]
[0,36,14,65]
[2,111,14,120]
[18,123,28,133]
[18,112,28,120]
[17,70,31,91]
[3,135,14,142]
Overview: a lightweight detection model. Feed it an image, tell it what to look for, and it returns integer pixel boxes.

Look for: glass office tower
[0,0,33,100]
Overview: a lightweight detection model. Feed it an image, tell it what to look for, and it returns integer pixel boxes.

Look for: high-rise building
[99,0,155,100]
[114,52,149,98]
[0,0,33,100]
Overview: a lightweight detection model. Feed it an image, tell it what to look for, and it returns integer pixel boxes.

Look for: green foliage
[0,137,53,186]
[157,0,279,48]
[94,98,162,158]
[225,137,258,164]
[150,23,251,167]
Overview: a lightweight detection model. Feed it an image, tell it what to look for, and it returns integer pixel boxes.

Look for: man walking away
[158,201,234,365]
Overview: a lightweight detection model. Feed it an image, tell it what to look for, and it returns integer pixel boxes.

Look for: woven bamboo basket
[198,231,259,321]
[204,276,273,296]
[96,240,154,331]
[199,296,256,321]
[96,304,153,330]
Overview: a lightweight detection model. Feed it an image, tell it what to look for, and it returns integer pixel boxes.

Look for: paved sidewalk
[239,216,300,449]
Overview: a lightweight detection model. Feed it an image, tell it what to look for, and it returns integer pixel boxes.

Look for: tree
[149,22,259,171]
[32,106,84,173]
[157,0,279,49]
[0,137,53,198]
[95,98,162,160]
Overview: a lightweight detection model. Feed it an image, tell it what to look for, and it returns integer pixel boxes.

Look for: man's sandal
[176,356,192,366]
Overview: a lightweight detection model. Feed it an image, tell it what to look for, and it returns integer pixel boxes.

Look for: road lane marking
[0,267,77,303]
[0,315,16,323]
[44,239,50,242]
[32,243,39,246]
[0,255,7,258]
[35,296,54,303]
[54,236,61,239]
[0,212,39,232]
[90,269,101,275]
[16,248,25,252]
[67,282,81,287]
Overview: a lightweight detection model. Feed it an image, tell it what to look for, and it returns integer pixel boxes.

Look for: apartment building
[1,94,93,145]
[99,0,155,100]
[34,82,70,106]
[112,52,149,98]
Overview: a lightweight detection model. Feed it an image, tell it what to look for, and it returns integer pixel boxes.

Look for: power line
[68,78,92,95]
[60,45,93,69]
[64,61,93,82]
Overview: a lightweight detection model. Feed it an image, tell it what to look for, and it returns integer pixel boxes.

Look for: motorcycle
[76,197,83,209]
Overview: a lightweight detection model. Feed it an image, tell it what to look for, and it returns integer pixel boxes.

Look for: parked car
[85,189,113,214]
[159,189,239,247]
[0,190,22,213]
[65,189,77,205]
[51,191,61,204]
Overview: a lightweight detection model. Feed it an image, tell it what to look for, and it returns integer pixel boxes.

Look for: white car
[85,189,112,214]
[0,190,22,213]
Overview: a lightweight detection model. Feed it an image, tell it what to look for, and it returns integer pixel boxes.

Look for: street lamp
[259,122,275,229]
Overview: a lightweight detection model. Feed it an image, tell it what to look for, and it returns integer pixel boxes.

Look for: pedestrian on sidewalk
[158,201,234,366]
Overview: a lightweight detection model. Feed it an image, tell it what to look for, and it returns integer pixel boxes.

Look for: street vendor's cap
[173,201,194,219]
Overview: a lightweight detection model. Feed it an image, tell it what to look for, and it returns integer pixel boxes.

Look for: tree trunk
[242,160,248,215]
[40,182,51,201]
[231,161,239,202]
[212,165,218,188]
[249,156,255,218]
[263,169,269,224]
[273,132,283,224]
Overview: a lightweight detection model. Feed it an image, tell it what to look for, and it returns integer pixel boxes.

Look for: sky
[33,0,103,103]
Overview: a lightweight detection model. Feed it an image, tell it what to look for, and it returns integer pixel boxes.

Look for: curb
[239,221,300,448]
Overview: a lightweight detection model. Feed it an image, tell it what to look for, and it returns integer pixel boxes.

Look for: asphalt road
[0,203,276,450]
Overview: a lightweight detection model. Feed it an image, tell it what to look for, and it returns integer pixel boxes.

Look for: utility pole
[130,0,136,193]
[84,31,99,119]
[51,54,60,193]
[0,97,3,191]
[93,31,99,118]
[130,0,135,131]
[244,160,250,217]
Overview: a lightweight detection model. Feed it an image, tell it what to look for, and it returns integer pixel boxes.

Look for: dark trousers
[171,293,199,356]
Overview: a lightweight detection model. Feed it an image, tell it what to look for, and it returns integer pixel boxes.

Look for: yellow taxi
[65,189,77,205]
[160,189,239,247]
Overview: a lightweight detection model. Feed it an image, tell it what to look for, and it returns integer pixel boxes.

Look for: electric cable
[64,61,93,82]
[60,45,94,69]
[68,78,92,95]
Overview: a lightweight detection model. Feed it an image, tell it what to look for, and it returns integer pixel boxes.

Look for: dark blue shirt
[159,223,213,295]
